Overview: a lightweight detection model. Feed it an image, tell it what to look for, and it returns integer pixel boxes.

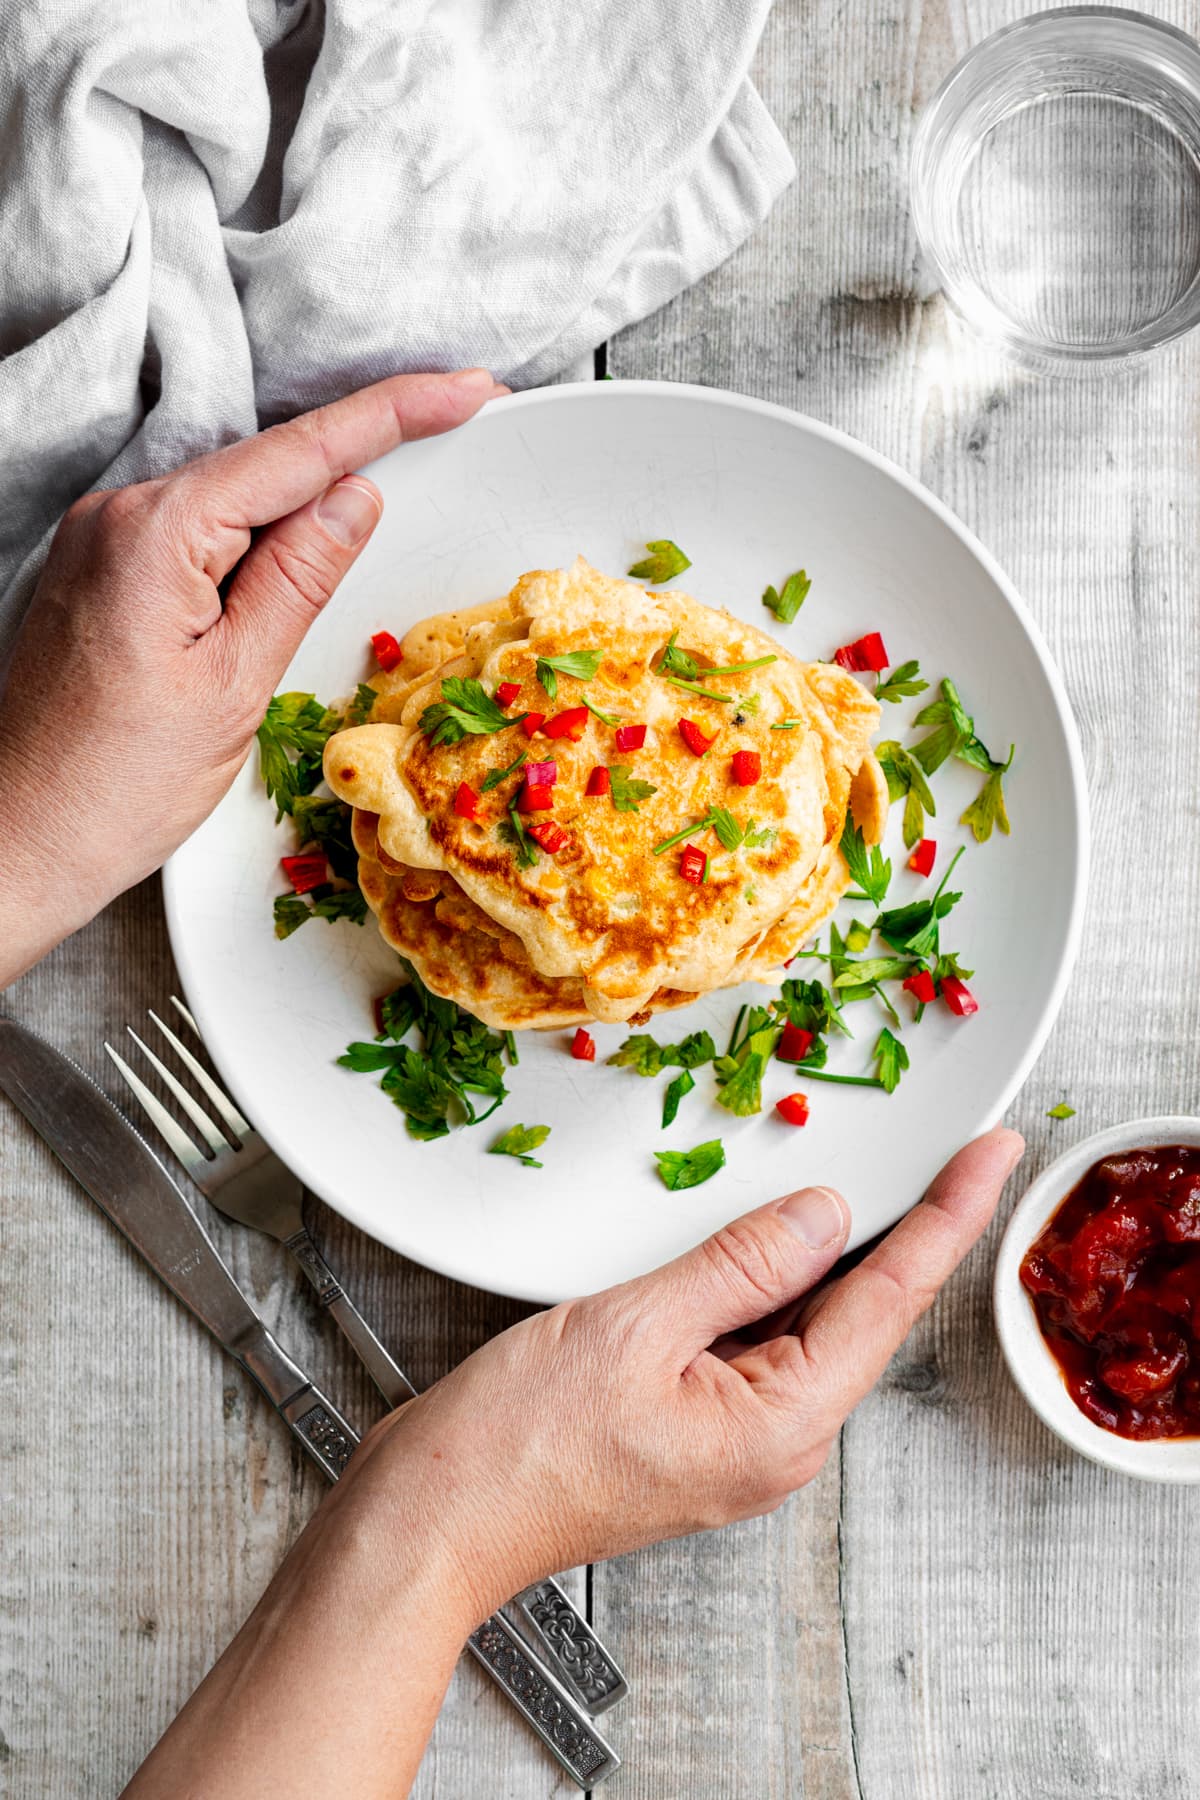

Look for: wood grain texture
[610,0,1200,1795]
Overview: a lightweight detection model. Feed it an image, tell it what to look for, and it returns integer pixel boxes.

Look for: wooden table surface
[6,1,1200,1794]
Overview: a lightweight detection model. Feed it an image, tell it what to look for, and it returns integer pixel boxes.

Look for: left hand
[0,367,505,984]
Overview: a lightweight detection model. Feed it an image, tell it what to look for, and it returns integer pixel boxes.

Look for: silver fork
[104,999,628,1715]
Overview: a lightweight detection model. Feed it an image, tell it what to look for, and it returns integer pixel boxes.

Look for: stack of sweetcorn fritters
[324,558,886,1029]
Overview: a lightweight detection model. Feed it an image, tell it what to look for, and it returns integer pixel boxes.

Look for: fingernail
[450,366,497,390]
[777,1185,847,1249]
[316,478,382,547]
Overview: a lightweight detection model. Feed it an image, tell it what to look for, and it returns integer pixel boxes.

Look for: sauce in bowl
[1019,1145,1200,1439]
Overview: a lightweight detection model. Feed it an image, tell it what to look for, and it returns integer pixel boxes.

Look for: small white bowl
[994,1115,1200,1482]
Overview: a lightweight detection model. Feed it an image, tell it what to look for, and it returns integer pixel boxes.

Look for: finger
[628,1185,851,1353]
[215,475,383,674]
[798,1127,1024,1425]
[175,368,503,533]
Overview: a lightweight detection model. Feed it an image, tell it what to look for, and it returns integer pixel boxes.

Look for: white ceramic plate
[164,381,1088,1304]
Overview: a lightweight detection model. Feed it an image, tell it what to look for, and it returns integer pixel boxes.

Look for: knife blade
[0,1016,620,1787]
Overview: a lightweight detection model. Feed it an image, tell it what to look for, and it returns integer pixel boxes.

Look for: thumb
[632,1185,851,1350]
[219,475,383,670]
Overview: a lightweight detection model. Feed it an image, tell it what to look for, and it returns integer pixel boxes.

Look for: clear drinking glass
[911,7,1200,367]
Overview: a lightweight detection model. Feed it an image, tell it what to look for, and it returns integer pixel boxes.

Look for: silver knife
[0,1016,620,1790]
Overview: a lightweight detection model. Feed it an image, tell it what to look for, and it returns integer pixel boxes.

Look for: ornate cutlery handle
[285,1226,415,1408]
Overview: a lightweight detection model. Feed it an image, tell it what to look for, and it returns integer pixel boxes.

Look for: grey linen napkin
[0,0,794,647]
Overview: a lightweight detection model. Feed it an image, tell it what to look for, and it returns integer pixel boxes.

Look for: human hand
[0,367,504,984]
[336,1127,1024,1620]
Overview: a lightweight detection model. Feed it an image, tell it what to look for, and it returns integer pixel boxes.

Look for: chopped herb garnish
[609,765,659,813]
[934,951,974,986]
[770,719,804,731]
[489,1123,551,1168]
[291,795,358,881]
[845,919,872,953]
[840,819,892,908]
[876,738,938,849]
[628,539,692,584]
[654,1138,726,1190]
[877,847,965,959]
[273,888,367,939]
[535,650,603,701]
[911,679,974,774]
[874,660,928,705]
[662,675,735,702]
[662,1068,695,1128]
[832,956,918,989]
[608,1030,717,1078]
[345,682,378,726]
[420,677,525,747]
[743,820,778,849]
[762,569,811,624]
[1047,1102,1076,1121]
[340,962,510,1139]
[256,691,344,818]
[481,749,529,792]
[581,693,622,727]
[961,748,1014,842]
[874,1028,909,1094]
[498,804,539,869]
[660,638,778,682]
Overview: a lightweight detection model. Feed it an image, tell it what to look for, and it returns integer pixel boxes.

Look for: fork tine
[104,1042,210,1178]
[125,1027,229,1157]
[170,995,200,1036]
[148,1008,252,1142]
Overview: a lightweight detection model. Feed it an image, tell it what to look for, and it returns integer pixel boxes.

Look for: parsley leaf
[498,804,539,869]
[743,819,778,849]
[273,888,367,939]
[911,678,974,774]
[291,795,358,881]
[1047,1101,1076,1121]
[873,1027,909,1094]
[662,674,735,702]
[581,693,622,727]
[481,749,528,792]
[345,682,378,726]
[609,765,659,813]
[273,895,313,939]
[256,692,343,818]
[489,1123,551,1168]
[710,807,745,853]
[420,677,523,747]
[961,749,1014,842]
[535,650,602,701]
[608,1030,716,1077]
[877,846,964,959]
[661,633,699,678]
[876,739,937,848]
[342,962,511,1139]
[628,540,692,584]
[762,569,811,624]
[832,956,918,989]
[662,1068,696,1128]
[845,918,872,952]
[874,660,928,705]
[715,1020,781,1117]
[654,1138,726,1191]
[934,951,974,986]
[840,819,892,908]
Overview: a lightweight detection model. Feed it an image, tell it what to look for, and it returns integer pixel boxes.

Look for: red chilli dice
[732,749,761,787]
[833,632,888,673]
[543,706,589,742]
[776,1022,814,1063]
[902,969,936,1006]
[518,780,554,813]
[571,1027,596,1061]
[615,723,647,752]
[775,1094,810,1127]
[678,718,716,757]
[370,630,403,672]
[585,766,611,798]
[679,844,707,885]
[281,853,328,894]
[908,838,936,877]
[453,782,481,821]
[521,712,547,738]
[496,680,522,708]
[527,820,568,854]
[941,977,979,1017]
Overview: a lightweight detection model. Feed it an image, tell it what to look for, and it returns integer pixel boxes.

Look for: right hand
[334,1127,1024,1619]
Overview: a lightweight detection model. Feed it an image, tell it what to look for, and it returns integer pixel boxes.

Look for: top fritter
[324,558,882,1023]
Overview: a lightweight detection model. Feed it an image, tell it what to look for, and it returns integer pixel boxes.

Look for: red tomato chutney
[1019,1146,1200,1439]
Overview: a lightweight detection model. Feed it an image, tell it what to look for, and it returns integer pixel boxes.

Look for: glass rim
[911,5,1200,368]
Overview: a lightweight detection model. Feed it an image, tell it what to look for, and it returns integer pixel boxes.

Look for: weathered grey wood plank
[0,879,579,1797]
[607,0,1200,1795]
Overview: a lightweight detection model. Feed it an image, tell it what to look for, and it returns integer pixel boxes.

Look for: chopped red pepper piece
[679,843,707,885]
[518,781,554,813]
[678,718,717,757]
[615,723,647,752]
[585,766,611,797]
[527,819,568,853]
[570,1027,596,1062]
[941,976,979,1017]
[833,632,889,673]
[777,1022,814,1063]
[524,759,558,786]
[543,705,590,742]
[453,781,482,821]
[521,712,546,738]
[908,837,936,877]
[370,630,403,672]
[495,680,522,708]
[280,852,328,895]
[731,749,761,787]
[903,969,936,1005]
[775,1093,810,1127]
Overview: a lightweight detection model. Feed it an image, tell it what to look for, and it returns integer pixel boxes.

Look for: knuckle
[259,534,339,612]
[701,1221,790,1311]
